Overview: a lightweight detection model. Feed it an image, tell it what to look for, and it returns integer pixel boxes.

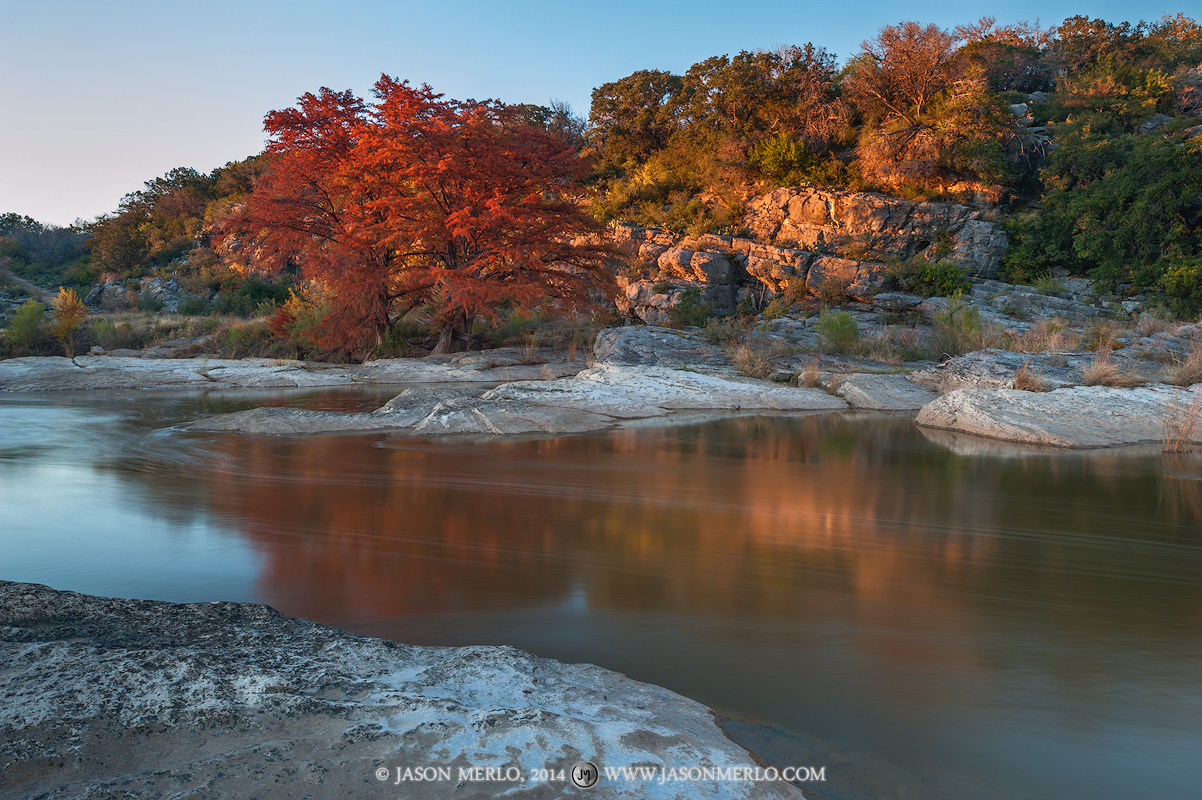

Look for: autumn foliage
[233,77,615,356]
[51,286,88,358]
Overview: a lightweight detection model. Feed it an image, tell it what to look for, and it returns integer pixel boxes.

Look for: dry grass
[1081,320,1127,352]
[1165,340,1202,387]
[1160,390,1201,453]
[1137,313,1179,338]
[1082,349,1144,388]
[1014,359,1051,392]
[798,358,822,388]
[729,340,787,380]
[1010,317,1081,353]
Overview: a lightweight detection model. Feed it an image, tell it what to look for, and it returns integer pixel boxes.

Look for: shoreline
[0,580,805,800]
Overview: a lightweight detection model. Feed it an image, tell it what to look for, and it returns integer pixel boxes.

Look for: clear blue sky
[1,0,1189,226]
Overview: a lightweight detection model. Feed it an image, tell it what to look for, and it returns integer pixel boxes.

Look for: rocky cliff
[608,187,1009,324]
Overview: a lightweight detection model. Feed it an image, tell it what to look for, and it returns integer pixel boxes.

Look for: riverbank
[0,580,803,800]
[2,323,1199,448]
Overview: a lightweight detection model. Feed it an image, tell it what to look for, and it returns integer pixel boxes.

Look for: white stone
[915,385,1202,448]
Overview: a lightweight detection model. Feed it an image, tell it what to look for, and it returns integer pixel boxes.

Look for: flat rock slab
[909,350,1092,392]
[409,397,620,436]
[833,373,938,411]
[484,365,847,419]
[0,581,800,800]
[176,407,419,435]
[0,356,584,392]
[915,385,1202,448]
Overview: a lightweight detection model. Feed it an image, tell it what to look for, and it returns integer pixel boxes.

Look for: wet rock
[915,385,1202,448]
[176,407,415,435]
[0,581,800,800]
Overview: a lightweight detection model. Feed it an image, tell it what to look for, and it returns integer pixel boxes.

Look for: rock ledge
[0,581,800,799]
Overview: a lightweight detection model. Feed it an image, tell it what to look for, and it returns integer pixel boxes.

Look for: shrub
[816,307,860,353]
[701,317,745,344]
[931,296,987,357]
[668,288,712,327]
[3,299,50,350]
[177,297,210,315]
[728,340,787,380]
[763,279,808,317]
[51,287,88,358]
[92,319,149,351]
[1032,273,1068,295]
[886,259,971,298]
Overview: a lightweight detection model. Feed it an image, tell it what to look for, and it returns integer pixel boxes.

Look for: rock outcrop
[0,353,583,392]
[915,384,1202,448]
[0,581,801,799]
[742,187,1009,278]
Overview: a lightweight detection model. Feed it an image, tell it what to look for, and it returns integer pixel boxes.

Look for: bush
[92,319,149,351]
[212,275,291,317]
[931,296,987,357]
[177,297,210,315]
[886,259,972,298]
[816,307,860,353]
[668,288,712,327]
[3,299,51,351]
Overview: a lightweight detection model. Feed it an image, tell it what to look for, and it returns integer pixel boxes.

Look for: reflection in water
[2,392,1201,800]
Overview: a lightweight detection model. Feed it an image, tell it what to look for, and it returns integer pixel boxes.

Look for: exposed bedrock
[0,581,802,800]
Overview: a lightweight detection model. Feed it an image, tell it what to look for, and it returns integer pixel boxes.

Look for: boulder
[915,385,1202,448]
[0,581,800,800]
[592,326,732,371]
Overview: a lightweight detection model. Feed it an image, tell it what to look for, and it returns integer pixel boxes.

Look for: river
[2,387,1200,799]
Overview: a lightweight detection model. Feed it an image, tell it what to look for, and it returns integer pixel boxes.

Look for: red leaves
[230,77,613,356]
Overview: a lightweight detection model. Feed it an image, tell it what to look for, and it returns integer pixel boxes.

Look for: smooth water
[2,388,1200,799]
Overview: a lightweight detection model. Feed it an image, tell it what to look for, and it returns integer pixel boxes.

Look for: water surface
[2,388,1200,799]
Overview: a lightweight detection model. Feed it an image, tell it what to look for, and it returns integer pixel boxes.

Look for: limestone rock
[408,397,618,436]
[909,349,1088,391]
[0,581,800,800]
[915,385,1202,448]
[834,373,939,411]
[484,365,847,419]
[592,326,732,371]
[176,407,415,435]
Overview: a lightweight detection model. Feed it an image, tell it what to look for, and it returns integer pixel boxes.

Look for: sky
[1,0,1190,227]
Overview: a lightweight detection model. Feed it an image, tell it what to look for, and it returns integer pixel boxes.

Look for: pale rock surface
[0,355,581,392]
[592,327,733,372]
[484,365,847,419]
[909,349,1092,392]
[0,581,800,800]
[408,397,619,436]
[915,385,1202,448]
[833,373,939,411]
[176,407,418,435]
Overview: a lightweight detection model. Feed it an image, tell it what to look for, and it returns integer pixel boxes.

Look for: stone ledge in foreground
[915,384,1202,448]
[0,581,801,800]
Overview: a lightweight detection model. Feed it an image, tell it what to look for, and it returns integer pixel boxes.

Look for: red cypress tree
[232,77,615,356]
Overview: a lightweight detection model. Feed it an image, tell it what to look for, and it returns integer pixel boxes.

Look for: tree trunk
[430,313,473,355]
